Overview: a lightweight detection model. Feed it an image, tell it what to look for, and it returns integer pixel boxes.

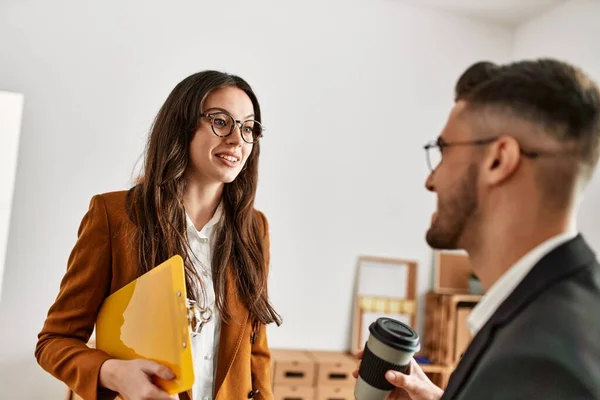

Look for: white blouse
[185,204,223,400]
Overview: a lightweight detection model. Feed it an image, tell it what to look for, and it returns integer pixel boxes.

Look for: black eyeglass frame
[423,136,540,172]
[200,111,264,144]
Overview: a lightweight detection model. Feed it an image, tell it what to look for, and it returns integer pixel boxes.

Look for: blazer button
[248,389,260,398]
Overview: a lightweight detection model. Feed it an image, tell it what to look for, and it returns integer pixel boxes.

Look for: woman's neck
[183,180,224,231]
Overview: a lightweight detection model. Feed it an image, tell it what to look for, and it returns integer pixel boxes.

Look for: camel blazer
[35,190,274,400]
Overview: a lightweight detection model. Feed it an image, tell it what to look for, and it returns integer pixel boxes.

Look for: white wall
[0,0,512,397]
[514,0,600,252]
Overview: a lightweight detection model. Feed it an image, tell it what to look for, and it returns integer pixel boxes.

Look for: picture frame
[350,256,418,355]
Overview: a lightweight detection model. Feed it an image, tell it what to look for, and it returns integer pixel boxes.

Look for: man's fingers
[385,371,415,392]
[408,358,424,376]
[352,351,363,379]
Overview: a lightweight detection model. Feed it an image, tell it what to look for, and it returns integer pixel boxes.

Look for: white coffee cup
[354,317,421,400]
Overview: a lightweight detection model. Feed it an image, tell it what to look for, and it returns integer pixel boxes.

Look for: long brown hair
[126,70,281,326]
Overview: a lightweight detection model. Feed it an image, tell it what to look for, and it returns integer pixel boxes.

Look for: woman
[35,70,281,400]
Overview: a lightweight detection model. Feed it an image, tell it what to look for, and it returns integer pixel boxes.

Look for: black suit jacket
[442,235,600,400]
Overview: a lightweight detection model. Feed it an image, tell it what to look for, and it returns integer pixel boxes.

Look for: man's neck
[466,212,574,291]
[183,179,224,231]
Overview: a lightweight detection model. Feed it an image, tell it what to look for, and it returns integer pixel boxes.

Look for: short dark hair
[454,61,500,102]
[455,58,600,171]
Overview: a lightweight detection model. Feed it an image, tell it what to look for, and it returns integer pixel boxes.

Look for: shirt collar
[185,203,223,240]
[467,229,578,336]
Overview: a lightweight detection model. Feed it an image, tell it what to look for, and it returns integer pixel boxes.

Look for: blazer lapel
[491,234,594,326]
[213,267,249,399]
[443,324,496,398]
[443,235,595,398]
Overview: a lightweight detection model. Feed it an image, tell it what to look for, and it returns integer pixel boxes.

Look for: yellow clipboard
[96,255,194,395]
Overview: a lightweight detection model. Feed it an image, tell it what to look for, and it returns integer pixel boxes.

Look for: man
[365,59,600,399]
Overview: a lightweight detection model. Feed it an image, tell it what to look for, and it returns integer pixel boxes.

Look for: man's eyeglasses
[423,136,540,172]
[201,111,264,144]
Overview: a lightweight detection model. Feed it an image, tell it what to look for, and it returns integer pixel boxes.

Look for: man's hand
[352,351,444,400]
[99,359,179,400]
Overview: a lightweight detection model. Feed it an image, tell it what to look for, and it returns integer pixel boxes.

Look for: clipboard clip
[186,299,213,337]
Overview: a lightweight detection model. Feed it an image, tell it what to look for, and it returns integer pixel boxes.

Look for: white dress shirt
[185,204,223,400]
[467,230,578,336]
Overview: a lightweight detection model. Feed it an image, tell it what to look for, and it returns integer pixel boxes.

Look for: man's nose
[425,170,435,192]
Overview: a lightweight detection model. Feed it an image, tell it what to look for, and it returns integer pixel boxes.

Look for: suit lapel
[491,234,594,326]
[443,235,595,398]
[213,267,249,399]
[443,324,496,398]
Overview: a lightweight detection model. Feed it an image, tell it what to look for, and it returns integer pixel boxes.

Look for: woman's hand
[352,351,444,400]
[99,359,178,400]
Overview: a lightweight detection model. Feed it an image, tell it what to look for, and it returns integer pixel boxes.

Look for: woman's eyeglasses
[201,111,264,144]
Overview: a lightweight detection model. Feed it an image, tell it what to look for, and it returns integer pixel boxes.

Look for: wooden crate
[433,251,473,292]
[272,349,357,400]
[270,349,317,387]
[273,385,316,400]
[315,384,354,400]
[423,291,481,366]
[307,350,357,387]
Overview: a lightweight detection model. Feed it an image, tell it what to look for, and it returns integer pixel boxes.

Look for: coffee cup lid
[369,317,420,352]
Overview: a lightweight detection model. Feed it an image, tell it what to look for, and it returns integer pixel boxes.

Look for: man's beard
[426,164,479,250]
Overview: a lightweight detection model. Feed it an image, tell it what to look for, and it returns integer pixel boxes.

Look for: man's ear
[482,136,521,186]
